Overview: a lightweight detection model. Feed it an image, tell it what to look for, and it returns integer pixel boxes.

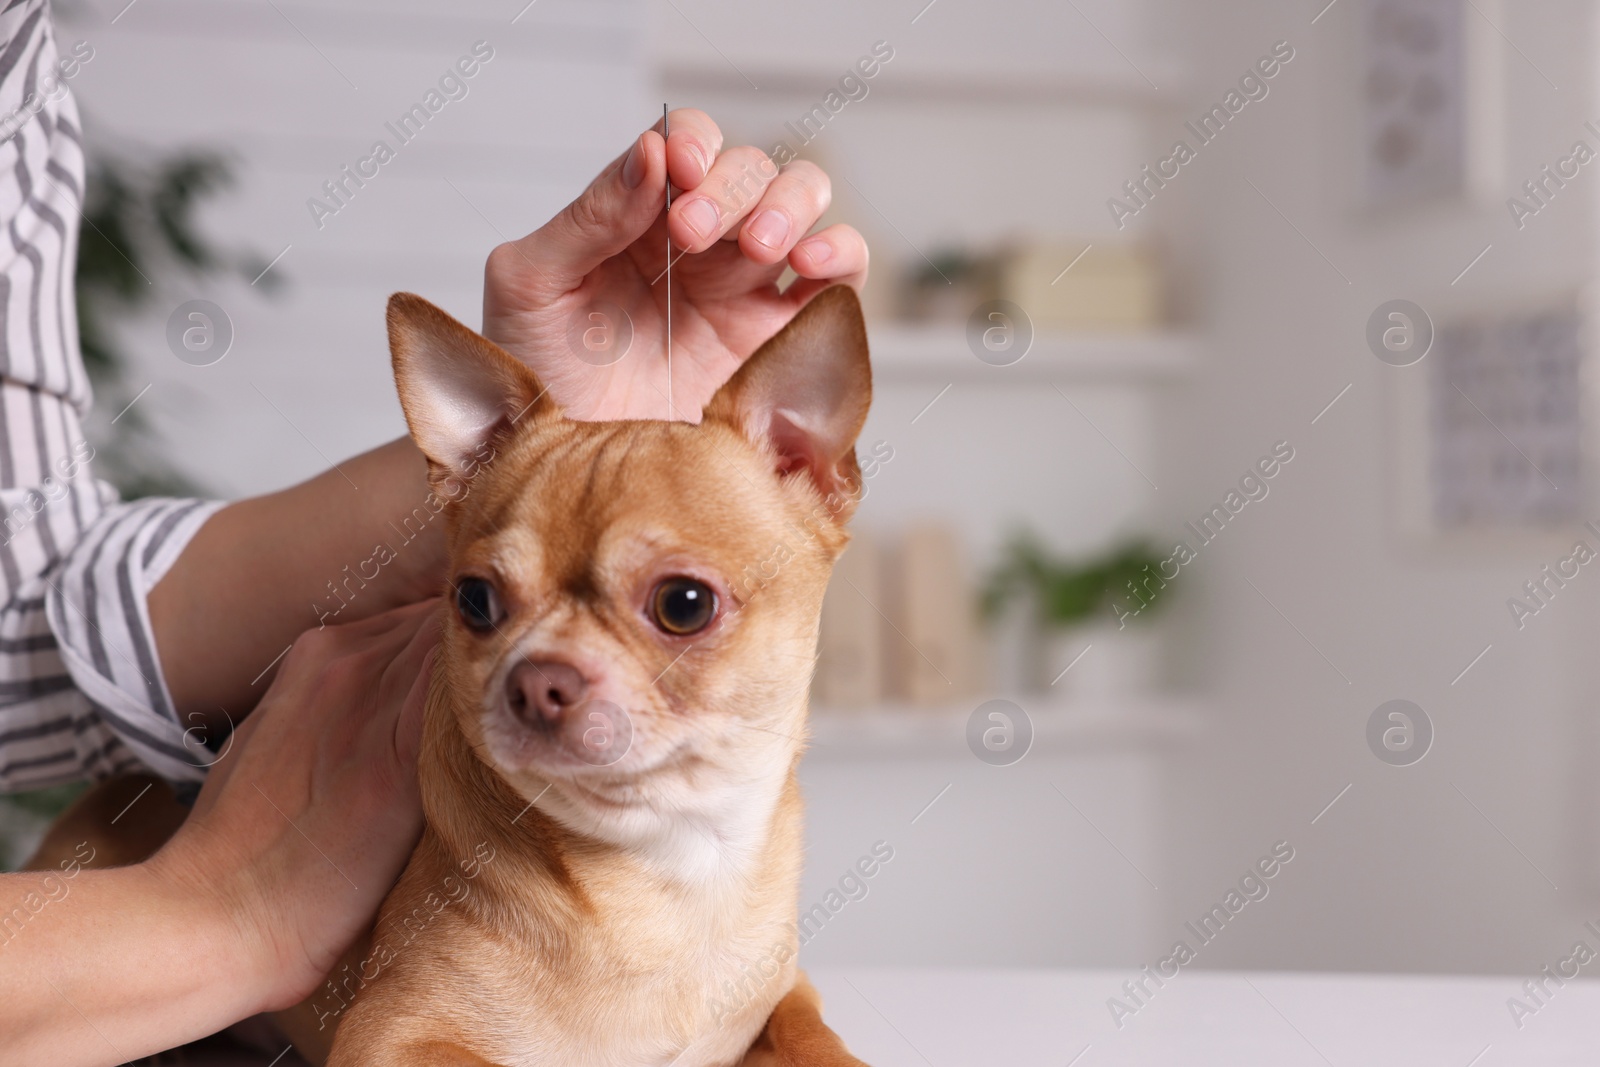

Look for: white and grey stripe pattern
[44,497,223,784]
[0,0,223,791]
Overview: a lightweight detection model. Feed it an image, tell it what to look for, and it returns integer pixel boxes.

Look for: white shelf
[867,324,1201,384]
[659,63,1194,109]
[807,695,1204,760]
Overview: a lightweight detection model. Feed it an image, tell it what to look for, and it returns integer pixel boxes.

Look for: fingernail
[622,136,645,189]
[746,210,790,250]
[798,238,832,265]
[688,142,709,179]
[682,197,719,239]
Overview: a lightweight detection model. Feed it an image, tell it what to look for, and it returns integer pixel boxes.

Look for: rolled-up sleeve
[0,582,119,791]
[43,496,224,785]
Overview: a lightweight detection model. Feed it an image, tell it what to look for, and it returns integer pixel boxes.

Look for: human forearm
[150,435,446,718]
[0,858,271,1066]
[6,605,436,1065]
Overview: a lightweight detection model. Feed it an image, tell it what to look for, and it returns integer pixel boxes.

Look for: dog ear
[387,292,555,478]
[704,285,872,520]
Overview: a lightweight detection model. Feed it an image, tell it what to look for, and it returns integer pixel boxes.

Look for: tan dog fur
[24,774,186,874]
[315,287,874,1066]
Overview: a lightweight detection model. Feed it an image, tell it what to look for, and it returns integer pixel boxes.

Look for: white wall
[64,0,649,498]
[1155,0,1600,975]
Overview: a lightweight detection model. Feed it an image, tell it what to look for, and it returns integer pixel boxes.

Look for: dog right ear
[387,292,555,479]
[703,285,872,521]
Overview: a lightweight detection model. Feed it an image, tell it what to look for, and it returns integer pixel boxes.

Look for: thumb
[500,130,667,300]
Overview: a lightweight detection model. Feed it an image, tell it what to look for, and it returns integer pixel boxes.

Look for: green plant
[0,781,84,870]
[76,146,281,498]
[984,533,1172,628]
[2,781,86,818]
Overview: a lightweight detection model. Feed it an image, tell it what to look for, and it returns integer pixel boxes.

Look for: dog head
[388,288,871,862]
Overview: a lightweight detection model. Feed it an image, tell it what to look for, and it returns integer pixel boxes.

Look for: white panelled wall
[63,0,649,498]
[1156,0,1600,976]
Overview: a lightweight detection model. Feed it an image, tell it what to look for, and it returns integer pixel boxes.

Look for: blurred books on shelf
[892,524,983,705]
[1001,242,1162,332]
[813,522,983,710]
[813,529,884,708]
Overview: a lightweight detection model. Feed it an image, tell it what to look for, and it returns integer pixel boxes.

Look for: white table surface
[807,967,1600,1066]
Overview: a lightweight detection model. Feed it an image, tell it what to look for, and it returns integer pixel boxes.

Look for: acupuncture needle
[663,102,672,420]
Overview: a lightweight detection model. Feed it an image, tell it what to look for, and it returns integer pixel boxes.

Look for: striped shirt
[0,0,220,792]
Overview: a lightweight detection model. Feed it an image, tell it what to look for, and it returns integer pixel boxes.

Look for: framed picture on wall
[1358,0,1503,211]
[1389,297,1591,548]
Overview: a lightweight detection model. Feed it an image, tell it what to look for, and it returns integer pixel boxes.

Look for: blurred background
[8,0,1600,1001]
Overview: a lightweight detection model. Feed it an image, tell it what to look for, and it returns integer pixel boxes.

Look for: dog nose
[506,659,589,725]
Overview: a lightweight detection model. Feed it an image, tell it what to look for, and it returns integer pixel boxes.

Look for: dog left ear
[704,285,872,520]
[387,292,555,482]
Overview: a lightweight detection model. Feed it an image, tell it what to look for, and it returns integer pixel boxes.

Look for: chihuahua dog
[311,285,874,1066]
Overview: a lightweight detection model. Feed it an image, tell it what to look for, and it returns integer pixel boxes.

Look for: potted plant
[984,534,1173,698]
[894,248,1000,322]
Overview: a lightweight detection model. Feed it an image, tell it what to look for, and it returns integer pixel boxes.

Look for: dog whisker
[724,718,805,745]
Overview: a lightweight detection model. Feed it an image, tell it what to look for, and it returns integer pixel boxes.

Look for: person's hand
[148,600,441,1012]
[481,108,869,421]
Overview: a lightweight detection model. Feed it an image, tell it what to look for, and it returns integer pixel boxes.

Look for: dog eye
[455,577,502,632]
[650,577,716,636]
